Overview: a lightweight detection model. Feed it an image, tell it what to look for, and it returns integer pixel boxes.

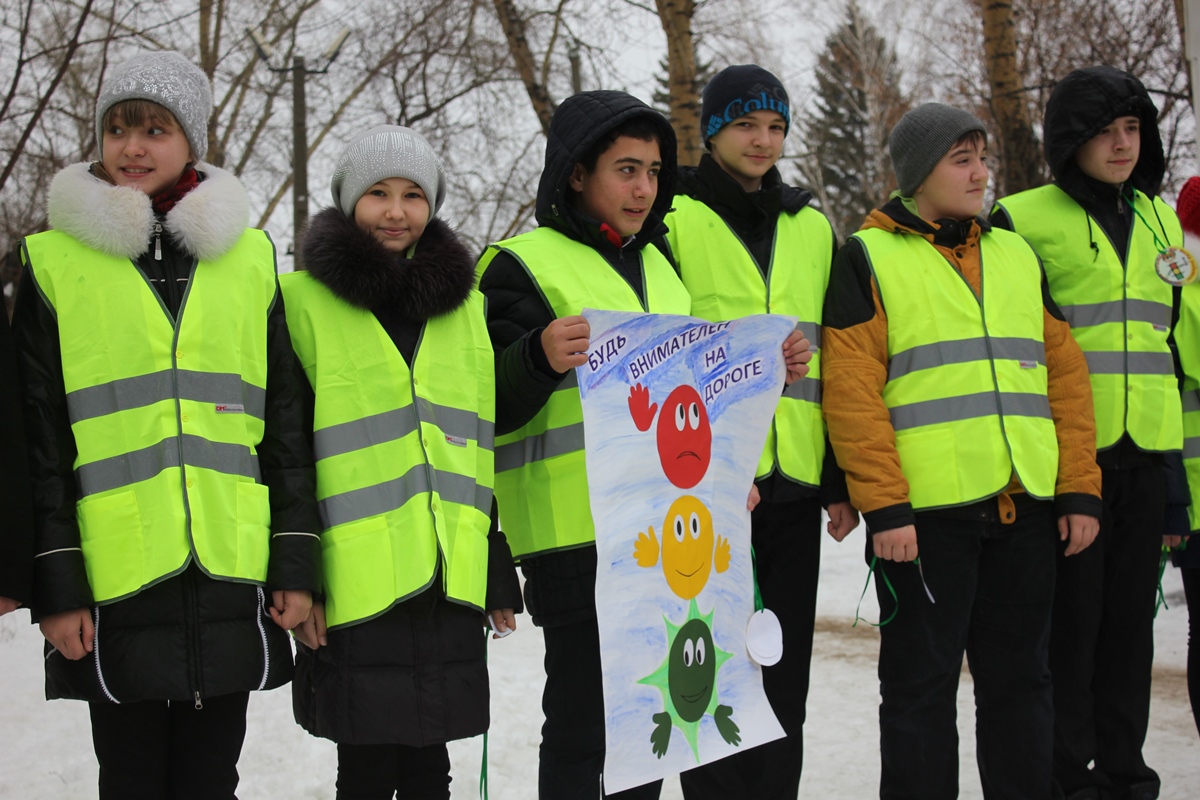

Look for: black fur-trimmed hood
[301,208,475,321]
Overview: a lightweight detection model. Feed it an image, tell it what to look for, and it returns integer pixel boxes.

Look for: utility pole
[247,27,350,270]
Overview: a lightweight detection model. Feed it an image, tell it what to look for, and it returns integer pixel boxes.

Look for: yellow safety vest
[997,184,1183,452]
[23,228,277,603]
[281,272,494,628]
[1175,282,1200,529]
[477,226,692,559]
[855,226,1059,509]
[665,195,832,485]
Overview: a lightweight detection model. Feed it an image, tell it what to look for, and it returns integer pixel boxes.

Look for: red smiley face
[657,385,712,488]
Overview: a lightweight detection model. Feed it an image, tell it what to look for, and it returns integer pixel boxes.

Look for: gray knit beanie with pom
[330,125,447,220]
[95,51,213,161]
[889,103,987,195]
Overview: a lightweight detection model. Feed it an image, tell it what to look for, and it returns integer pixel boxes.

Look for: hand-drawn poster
[577,308,794,793]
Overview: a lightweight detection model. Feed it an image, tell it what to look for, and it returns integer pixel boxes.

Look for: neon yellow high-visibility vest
[665,195,832,485]
[281,272,494,628]
[23,228,278,603]
[854,226,1059,509]
[997,184,1183,452]
[1175,282,1200,530]
[477,226,692,559]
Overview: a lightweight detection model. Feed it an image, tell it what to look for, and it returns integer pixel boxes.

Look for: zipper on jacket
[183,567,205,709]
[255,587,271,690]
[153,221,163,261]
[92,607,120,704]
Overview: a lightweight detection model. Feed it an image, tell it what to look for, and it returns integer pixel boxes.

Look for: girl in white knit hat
[282,124,520,799]
[11,49,322,798]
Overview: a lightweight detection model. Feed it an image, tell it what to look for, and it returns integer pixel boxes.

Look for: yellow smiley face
[661,495,715,600]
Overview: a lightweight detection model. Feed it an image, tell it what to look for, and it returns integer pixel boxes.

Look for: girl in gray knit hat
[281,124,521,798]
[12,49,323,799]
[819,102,1102,799]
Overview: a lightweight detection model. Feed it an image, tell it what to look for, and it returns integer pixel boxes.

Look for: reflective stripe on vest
[665,195,833,485]
[1175,282,1200,529]
[997,184,1183,452]
[23,228,277,603]
[854,226,1058,509]
[477,226,692,559]
[281,272,494,628]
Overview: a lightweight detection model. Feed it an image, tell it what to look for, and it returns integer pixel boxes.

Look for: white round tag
[1155,247,1198,286]
[745,608,783,666]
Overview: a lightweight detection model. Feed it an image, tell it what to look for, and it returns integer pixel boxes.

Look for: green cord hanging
[750,545,764,613]
[1154,546,1171,618]
[479,630,490,800]
[853,556,899,627]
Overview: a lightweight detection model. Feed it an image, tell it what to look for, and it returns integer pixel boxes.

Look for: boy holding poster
[477,89,810,797]
[821,103,1102,799]
[656,64,856,799]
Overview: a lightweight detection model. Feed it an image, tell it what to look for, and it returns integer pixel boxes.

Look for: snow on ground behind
[2,518,1196,798]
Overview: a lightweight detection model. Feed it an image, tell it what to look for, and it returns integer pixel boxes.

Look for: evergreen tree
[801,2,909,240]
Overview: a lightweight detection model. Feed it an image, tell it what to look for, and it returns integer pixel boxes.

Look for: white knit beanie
[95,51,212,161]
[330,125,447,220]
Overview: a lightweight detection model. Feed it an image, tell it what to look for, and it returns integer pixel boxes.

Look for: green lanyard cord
[479,630,490,800]
[854,556,899,627]
[1154,546,1171,618]
[1123,193,1170,254]
[751,545,764,613]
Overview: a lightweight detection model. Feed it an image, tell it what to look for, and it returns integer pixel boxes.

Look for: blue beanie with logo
[701,65,791,147]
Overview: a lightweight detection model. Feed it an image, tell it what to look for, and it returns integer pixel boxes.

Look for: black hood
[535,90,677,246]
[1043,65,1164,195]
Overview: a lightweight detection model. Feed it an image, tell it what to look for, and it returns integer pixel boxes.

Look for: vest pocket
[895,427,961,509]
[77,490,144,602]
[235,481,272,579]
[322,515,394,627]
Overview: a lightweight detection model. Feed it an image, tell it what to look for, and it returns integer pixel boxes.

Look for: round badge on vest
[745,608,783,666]
[1155,247,1198,286]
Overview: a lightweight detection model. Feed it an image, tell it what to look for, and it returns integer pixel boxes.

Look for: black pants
[89,691,249,800]
[875,504,1058,800]
[335,742,451,799]
[1184,565,1200,739]
[679,497,821,800]
[540,618,662,799]
[1051,466,1163,800]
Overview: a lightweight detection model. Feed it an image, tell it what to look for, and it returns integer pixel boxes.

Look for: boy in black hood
[993,65,1181,800]
[477,90,691,799]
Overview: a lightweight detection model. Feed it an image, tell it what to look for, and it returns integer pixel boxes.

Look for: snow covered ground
[2,519,1196,798]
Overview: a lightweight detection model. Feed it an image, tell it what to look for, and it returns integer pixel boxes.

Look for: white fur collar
[47,161,251,261]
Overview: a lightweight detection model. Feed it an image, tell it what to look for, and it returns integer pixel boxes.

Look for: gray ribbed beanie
[889,103,987,195]
[95,51,212,161]
[330,125,446,220]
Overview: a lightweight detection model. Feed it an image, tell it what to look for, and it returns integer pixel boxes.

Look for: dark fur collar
[302,208,475,320]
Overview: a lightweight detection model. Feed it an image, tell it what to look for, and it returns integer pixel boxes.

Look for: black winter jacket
[0,313,34,606]
[12,162,320,703]
[290,207,522,745]
[478,91,679,627]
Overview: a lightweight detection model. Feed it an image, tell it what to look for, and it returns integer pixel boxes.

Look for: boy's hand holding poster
[577,308,794,792]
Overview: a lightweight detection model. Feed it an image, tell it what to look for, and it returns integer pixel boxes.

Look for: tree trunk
[491,0,556,136]
[655,0,701,166]
[981,0,1042,193]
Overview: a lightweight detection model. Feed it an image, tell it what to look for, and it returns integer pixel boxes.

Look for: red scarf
[151,167,201,215]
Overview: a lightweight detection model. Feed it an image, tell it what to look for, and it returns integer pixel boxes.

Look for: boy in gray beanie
[821,102,1101,799]
[12,49,321,799]
[281,123,521,797]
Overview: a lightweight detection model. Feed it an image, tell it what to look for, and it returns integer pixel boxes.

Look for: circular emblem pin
[1155,247,1198,286]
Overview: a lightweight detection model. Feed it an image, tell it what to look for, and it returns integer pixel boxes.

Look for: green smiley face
[668,617,715,722]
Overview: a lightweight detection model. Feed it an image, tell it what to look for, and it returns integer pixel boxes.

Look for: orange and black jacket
[821,197,1103,534]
